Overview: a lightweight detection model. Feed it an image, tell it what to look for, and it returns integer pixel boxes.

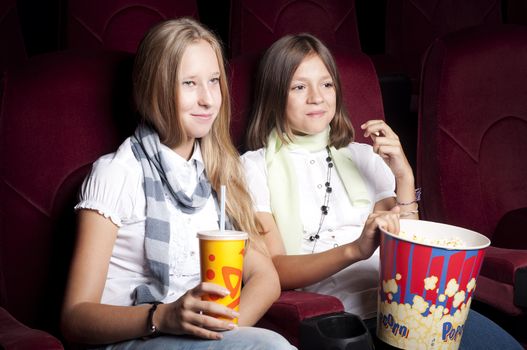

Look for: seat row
[4,0,526,174]
[5,0,527,88]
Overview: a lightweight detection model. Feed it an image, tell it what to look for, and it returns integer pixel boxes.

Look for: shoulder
[241,148,266,171]
[241,148,266,163]
[76,138,143,225]
[240,148,271,211]
[90,138,141,182]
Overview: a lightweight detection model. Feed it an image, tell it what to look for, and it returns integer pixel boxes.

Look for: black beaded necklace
[309,146,333,252]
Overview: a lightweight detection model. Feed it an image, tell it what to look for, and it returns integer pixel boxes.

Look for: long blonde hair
[133,18,262,250]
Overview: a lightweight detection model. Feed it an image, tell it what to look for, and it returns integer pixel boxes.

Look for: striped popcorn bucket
[377,219,490,350]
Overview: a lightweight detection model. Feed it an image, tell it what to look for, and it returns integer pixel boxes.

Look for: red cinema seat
[0,50,136,348]
[229,0,361,58]
[67,0,198,53]
[377,0,502,96]
[417,24,527,317]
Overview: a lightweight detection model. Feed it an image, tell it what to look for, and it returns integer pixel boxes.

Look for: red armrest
[255,290,345,347]
[480,246,527,308]
[480,246,527,285]
[0,307,63,350]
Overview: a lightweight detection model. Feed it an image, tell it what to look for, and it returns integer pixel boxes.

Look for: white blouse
[241,142,395,319]
[75,138,219,306]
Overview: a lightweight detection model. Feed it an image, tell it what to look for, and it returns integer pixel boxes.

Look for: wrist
[144,302,163,338]
[153,302,166,334]
[344,241,364,263]
[395,172,415,187]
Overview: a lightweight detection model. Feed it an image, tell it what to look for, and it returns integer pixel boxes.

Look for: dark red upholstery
[506,0,527,25]
[417,24,527,316]
[67,0,198,53]
[229,0,361,58]
[255,291,344,347]
[0,50,136,347]
[0,307,63,350]
[374,0,502,95]
[228,53,261,151]
[0,0,27,73]
[335,52,386,143]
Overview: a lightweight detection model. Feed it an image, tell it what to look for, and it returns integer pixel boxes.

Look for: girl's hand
[361,120,413,181]
[355,207,400,260]
[158,282,239,340]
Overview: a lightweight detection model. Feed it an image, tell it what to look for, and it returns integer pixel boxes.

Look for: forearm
[272,243,363,290]
[238,271,281,326]
[395,173,419,219]
[61,302,152,345]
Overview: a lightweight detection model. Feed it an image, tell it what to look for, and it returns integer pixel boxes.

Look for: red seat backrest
[229,0,361,58]
[417,24,527,240]
[384,0,502,89]
[0,50,136,334]
[67,0,198,53]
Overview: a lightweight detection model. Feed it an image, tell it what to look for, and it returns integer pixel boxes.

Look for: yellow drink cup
[197,230,248,323]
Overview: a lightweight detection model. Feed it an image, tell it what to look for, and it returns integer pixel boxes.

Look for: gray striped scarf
[130,124,230,304]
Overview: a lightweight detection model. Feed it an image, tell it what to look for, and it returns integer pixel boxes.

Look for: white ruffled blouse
[75,138,219,306]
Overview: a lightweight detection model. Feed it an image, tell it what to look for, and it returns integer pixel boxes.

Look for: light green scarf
[265,127,371,254]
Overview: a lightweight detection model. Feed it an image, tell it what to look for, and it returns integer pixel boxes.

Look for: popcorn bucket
[377,219,490,350]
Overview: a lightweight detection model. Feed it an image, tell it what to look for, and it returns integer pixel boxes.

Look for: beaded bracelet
[396,188,422,206]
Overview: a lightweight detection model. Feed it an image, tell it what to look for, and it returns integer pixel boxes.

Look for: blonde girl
[61,18,293,350]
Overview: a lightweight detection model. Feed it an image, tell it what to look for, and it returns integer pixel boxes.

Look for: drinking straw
[220,185,226,233]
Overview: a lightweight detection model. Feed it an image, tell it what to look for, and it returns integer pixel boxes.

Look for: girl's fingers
[374,145,403,159]
[178,302,236,339]
[199,300,239,320]
[361,120,384,138]
[184,322,224,340]
[370,208,400,235]
[190,282,230,298]
[190,309,236,331]
[360,119,384,130]
[361,120,397,139]
[372,136,401,147]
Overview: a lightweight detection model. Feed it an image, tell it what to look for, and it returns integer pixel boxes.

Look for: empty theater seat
[0,50,136,348]
[417,24,527,317]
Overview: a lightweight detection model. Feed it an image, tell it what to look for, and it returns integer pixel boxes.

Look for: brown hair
[133,18,263,250]
[246,33,354,150]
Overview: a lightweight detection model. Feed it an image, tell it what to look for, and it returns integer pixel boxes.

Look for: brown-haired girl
[242,33,522,350]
